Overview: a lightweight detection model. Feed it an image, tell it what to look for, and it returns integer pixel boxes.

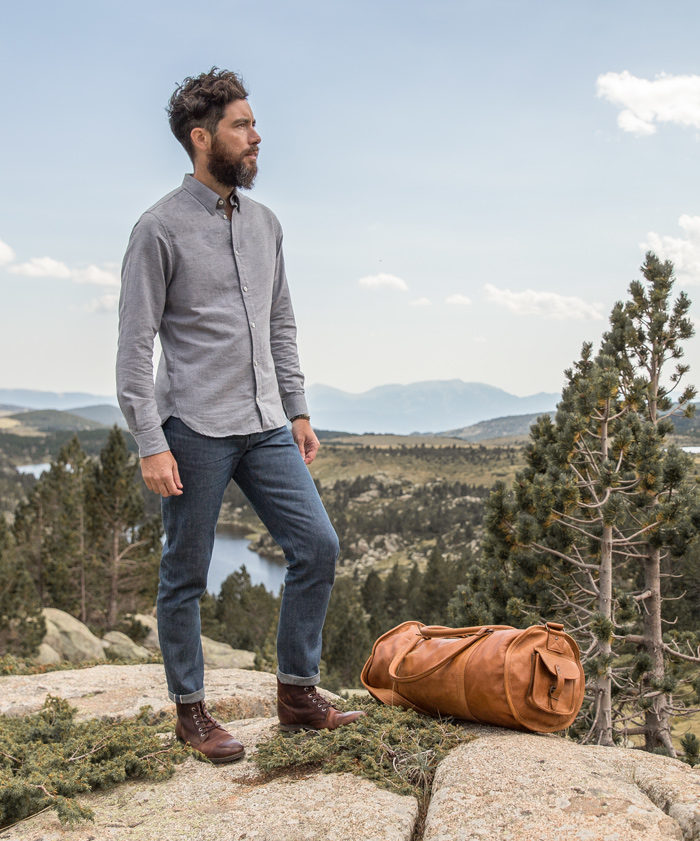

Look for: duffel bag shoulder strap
[388,626,504,683]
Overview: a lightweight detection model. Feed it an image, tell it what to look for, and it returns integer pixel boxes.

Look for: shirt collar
[182,174,240,214]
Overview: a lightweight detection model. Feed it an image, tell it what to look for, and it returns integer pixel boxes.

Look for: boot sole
[176,736,246,763]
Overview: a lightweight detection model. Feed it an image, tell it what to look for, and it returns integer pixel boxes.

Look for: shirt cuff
[133,426,170,458]
[282,393,309,421]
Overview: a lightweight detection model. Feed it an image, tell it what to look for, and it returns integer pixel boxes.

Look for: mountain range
[1,382,559,436]
[306,381,559,434]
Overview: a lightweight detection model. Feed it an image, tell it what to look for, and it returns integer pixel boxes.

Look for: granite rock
[423,726,700,841]
[102,631,152,661]
[1,666,697,841]
[41,608,106,663]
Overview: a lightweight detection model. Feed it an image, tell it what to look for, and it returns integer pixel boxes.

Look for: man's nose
[250,127,261,144]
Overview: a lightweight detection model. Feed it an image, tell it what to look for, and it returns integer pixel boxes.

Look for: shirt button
[251,322,256,328]
[243,286,248,292]
[235,249,241,255]
[217,199,224,207]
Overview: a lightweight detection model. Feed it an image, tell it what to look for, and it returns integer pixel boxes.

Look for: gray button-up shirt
[116,175,308,457]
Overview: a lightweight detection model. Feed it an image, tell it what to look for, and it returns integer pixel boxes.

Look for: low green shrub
[0,696,188,829]
[254,696,474,802]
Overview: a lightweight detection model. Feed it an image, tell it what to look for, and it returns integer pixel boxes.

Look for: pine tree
[86,427,161,630]
[382,562,407,626]
[13,479,53,606]
[361,569,386,638]
[0,517,44,657]
[482,254,700,752]
[414,542,452,624]
[12,438,93,618]
[602,252,699,754]
[213,566,279,651]
[52,437,92,623]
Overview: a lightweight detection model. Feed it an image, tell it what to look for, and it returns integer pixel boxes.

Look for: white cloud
[1,240,120,288]
[409,297,431,307]
[72,265,120,287]
[445,293,472,306]
[0,239,15,266]
[596,71,700,136]
[642,215,700,284]
[358,273,409,292]
[484,283,604,320]
[9,256,71,278]
[86,293,119,313]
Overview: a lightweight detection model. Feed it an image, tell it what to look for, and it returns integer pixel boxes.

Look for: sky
[3,0,700,400]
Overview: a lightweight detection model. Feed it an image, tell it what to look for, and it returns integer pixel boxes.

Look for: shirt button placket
[231,217,262,424]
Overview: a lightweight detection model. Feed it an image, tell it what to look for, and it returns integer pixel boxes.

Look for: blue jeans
[157,417,339,703]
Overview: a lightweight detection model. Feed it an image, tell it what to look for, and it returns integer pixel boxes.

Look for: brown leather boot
[175,700,245,763]
[277,679,366,731]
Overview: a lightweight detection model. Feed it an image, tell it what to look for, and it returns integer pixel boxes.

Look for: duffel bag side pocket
[528,647,581,716]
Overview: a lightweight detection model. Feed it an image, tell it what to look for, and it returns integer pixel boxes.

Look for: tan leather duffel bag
[361,620,585,733]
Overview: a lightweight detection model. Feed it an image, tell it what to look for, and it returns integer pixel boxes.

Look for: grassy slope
[309,437,525,486]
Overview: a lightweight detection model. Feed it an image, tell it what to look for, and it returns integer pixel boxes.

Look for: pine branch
[662,643,700,664]
[530,541,598,570]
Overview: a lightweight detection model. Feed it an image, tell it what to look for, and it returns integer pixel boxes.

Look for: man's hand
[292,418,319,465]
[140,450,183,497]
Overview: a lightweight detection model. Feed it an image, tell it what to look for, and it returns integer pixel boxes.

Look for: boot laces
[191,701,223,736]
[303,686,337,714]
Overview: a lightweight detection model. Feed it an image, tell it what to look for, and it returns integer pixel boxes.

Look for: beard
[207,135,258,189]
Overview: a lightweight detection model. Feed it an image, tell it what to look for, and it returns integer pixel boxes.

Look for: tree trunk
[595,523,614,746]
[592,408,615,746]
[79,504,87,624]
[108,528,119,629]
[642,544,675,756]
[36,497,44,603]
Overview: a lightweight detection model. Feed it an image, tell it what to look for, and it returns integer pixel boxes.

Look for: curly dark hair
[167,68,249,161]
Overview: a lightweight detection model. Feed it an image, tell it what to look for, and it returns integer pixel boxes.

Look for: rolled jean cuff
[168,687,205,704]
[277,668,320,687]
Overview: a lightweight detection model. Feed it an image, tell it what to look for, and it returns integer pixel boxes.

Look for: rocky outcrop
[102,631,151,661]
[0,666,698,841]
[36,610,256,670]
[41,608,106,663]
[0,716,418,841]
[130,614,160,651]
[424,727,700,841]
[0,665,276,721]
[34,642,62,665]
[201,635,256,669]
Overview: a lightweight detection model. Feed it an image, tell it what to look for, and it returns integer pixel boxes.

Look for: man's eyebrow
[232,117,255,126]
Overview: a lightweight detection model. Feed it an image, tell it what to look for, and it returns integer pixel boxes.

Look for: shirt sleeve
[116,211,173,457]
[269,231,309,420]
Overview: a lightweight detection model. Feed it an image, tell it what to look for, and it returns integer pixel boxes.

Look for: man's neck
[192,167,235,204]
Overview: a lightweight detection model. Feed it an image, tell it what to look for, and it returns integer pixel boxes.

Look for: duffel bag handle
[419,624,514,639]
[388,627,493,683]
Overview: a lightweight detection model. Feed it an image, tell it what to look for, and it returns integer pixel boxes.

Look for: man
[116,68,363,763]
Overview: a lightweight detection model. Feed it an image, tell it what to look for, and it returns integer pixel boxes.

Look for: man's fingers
[140,451,183,497]
[162,473,183,496]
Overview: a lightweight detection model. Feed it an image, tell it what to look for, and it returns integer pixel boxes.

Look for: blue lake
[207,524,286,596]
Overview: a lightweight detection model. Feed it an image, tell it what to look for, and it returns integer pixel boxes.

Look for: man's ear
[190,126,210,154]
